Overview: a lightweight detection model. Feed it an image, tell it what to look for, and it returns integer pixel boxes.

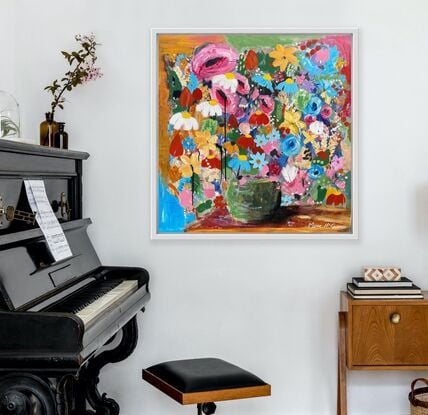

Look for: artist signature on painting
[287,220,336,228]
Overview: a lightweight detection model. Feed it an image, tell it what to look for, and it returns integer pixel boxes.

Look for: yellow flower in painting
[320,91,332,105]
[302,129,317,145]
[194,130,218,156]
[269,44,298,72]
[179,153,201,178]
[223,141,239,155]
[279,110,305,135]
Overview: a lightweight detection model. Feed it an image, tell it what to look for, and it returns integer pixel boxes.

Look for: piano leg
[77,316,139,415]
[0,373,56,415]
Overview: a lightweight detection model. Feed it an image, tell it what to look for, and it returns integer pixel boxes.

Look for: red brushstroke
[169,131,184,156]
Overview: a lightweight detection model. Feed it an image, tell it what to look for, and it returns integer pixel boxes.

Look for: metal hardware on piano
[0,141,150,415]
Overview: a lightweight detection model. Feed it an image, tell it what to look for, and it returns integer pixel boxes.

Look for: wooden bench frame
[143,369,271,405]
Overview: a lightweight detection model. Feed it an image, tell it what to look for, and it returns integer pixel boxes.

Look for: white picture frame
[151,28,358,240]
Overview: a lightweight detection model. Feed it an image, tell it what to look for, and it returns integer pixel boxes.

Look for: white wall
[0,1,16,96]
[2,0,428,414]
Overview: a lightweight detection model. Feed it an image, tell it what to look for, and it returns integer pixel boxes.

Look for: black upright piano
[0,141,150,415]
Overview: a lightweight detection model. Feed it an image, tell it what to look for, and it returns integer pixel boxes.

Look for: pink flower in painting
[210,84,239,114]
[191,43,238,80]
[311,48,330,65]
[331,155,344,172]
[250,88,260,100]
[234,108,246,119]
[262,140,279,154]
[178,189,193,209]
[203,183,216,198]
[320,104,332,119]
[281,169,309,196]
[235,73,250,94]
[239,122,251,135]
[260,165,269,177]
[296,74,306,85]
[336,180,346,190]
[259,95,275,114]
[304,114,316,125]
[325,168,335,179]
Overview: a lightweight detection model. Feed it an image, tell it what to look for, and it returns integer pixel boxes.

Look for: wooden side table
[338,291,428,415]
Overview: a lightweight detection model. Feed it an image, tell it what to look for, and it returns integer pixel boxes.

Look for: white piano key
[76,280,138,327]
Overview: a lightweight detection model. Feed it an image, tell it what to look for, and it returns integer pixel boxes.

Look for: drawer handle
[390,313,401,324]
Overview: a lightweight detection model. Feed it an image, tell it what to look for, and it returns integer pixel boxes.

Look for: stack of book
[347,277,423,299]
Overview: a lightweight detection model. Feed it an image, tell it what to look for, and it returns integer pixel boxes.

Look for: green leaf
[196,199,212,214]
[201,119,218,135]
[227,130,240,142]
[272,101,284,124]
[256,51,276,74]
[312,185,327,203]
[192,173,202,197]
[292,89,311,112]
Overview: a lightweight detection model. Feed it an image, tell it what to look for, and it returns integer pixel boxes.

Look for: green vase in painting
[226,179,281,223]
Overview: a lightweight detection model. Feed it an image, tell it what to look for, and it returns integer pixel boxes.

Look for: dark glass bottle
[40,112,58,147]
[54,122,68,149]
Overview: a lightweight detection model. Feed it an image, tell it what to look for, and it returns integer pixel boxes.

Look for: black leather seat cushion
[145,358,267,393]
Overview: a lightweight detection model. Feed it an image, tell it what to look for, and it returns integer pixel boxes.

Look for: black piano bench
[142,357,271,415]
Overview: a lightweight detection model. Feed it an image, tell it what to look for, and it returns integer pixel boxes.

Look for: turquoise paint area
[158,178,196,233]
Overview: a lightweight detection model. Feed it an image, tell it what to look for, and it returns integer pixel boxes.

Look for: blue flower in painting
[187,72,199,93]
[175,53,188,67]
[255,134,268,147]
[281,194,294,206]
[317,80,338,97]
[228,155,251,172]
[308,165,324,180]
[278,154,288,168]
[249,153,268,170]
[177,177,192,191]
[276,78,298,93]
[213,180,221,193]
[182,136,196,151]
[268,128,280,142]
[305,96,323,115]
[280,134,302,157]
[252,74,274,92]
[300,45,340,77]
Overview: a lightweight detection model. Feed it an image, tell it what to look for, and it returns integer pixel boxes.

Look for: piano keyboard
[76,280,138,327]
[50,279,139,327]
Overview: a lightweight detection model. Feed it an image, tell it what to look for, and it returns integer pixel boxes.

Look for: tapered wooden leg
[337,311,347,415]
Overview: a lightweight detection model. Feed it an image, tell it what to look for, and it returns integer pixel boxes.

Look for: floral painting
[154,30,356,237]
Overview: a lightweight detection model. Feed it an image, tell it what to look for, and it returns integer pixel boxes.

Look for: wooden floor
[187,206,352,233]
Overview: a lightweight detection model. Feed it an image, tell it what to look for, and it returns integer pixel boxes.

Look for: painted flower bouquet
[162,34,352,225]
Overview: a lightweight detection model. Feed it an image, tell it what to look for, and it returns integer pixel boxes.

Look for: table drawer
[352,305,428,366]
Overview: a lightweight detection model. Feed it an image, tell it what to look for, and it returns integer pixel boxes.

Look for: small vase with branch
[40,33,103,147]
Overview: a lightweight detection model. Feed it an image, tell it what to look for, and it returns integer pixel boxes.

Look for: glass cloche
[0,91,20,139]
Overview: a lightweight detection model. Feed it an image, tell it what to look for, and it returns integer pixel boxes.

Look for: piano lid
[0,218,101,311]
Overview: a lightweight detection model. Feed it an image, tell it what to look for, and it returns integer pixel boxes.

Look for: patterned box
[363,267,401,281]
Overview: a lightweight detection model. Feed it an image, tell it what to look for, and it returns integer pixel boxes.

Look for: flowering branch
[44,33,103,118]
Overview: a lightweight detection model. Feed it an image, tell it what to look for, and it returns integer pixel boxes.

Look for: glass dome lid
[0,90,20,139]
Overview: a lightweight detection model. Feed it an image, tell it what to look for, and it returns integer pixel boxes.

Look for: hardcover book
[347,283,421,295]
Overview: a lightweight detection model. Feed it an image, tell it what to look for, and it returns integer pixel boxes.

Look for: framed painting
[151,28,358,239]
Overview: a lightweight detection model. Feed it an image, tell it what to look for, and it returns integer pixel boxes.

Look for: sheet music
[24,180,72,262]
